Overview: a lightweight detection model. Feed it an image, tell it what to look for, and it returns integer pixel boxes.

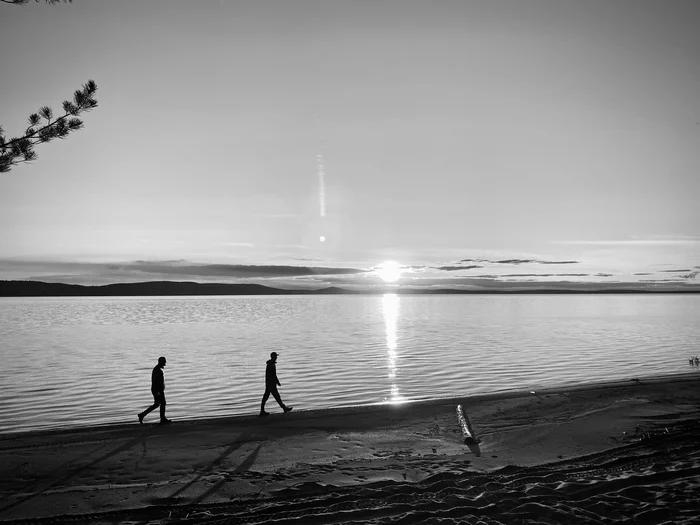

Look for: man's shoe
[283,406,294,413]
[138,413,144,424]
[259,411,270,417]
[159,418,172,425]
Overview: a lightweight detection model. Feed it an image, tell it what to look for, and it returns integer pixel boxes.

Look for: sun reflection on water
[382,293,406,404]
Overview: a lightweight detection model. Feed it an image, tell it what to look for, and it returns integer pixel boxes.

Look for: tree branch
[1,80,97,173]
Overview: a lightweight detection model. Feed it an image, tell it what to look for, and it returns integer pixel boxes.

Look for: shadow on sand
[144,432,263,506]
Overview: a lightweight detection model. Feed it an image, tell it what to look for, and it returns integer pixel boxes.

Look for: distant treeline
[0,280,337,297]
[1,280,699,297]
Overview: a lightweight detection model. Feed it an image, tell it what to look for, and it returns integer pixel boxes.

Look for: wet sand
[1,374,699,524]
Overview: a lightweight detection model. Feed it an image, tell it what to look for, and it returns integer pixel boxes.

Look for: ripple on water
[1,294,699,433]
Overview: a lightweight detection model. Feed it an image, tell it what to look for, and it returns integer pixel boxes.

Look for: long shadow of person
[153,432,258,505]
[0,434,150,515]
[192,444,263,504]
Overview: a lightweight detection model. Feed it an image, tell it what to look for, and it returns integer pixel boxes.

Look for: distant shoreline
[1,280,699,296]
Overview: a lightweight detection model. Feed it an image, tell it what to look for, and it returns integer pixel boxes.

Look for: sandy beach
[1,374,699,524]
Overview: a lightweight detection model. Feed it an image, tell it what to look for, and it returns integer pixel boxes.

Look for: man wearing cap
[138,356,171,424]
[260,351,293,416]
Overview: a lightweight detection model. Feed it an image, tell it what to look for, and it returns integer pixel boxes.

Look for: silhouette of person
[138,356,171,424]
[260,352,293,416]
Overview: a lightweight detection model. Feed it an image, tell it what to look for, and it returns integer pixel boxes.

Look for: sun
[377,261,402,283]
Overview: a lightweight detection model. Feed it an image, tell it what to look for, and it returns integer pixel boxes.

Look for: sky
[1,0,699,290]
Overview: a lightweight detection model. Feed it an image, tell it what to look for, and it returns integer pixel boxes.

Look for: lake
[1,294,698,434]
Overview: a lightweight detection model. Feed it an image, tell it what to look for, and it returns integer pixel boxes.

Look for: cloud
[124,262,367,278]
[3,256,698,291]
[253,213,305,218]
[0,259,368,285]
[221,242,255,248]
[500,273,590,278]
[393,276,697,290]
[494,259,537,264]
[434,265,483,271]
[139,239,187,244]
[273,244,308,249]
[639,279,688,283]
[554,238,700,246]
[459,258,579,265]
[133,259,187,264]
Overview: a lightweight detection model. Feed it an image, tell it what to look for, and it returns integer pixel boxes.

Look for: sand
[1,374,699,524]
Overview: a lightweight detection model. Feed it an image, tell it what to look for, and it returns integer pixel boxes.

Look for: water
[1,294,698,434]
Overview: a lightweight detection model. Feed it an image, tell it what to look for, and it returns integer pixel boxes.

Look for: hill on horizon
[1,280,699,296]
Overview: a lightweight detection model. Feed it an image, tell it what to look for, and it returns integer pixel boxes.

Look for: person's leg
[260,388,271,414]
[271,387,292,412]
[159,392,168,421]
[138,392,161,423]
[271,386,286,409]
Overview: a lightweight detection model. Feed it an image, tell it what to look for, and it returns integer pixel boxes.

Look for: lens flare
[313,114,326,218]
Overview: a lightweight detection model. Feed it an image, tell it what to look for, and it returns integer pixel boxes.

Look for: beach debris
[689,356,700,366]
[456,404,478,446]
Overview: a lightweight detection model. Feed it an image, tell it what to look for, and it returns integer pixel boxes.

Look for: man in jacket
[260,352,293,416]
[138,356,171,424]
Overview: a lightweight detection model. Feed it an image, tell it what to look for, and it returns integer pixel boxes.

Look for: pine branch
[0,80,97,173]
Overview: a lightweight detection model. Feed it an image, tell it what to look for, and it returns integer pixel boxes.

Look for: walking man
[260,352,293,416]
[138,356,171,424]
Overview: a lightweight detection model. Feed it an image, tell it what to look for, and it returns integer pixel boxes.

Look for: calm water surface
[1,294,699,433]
